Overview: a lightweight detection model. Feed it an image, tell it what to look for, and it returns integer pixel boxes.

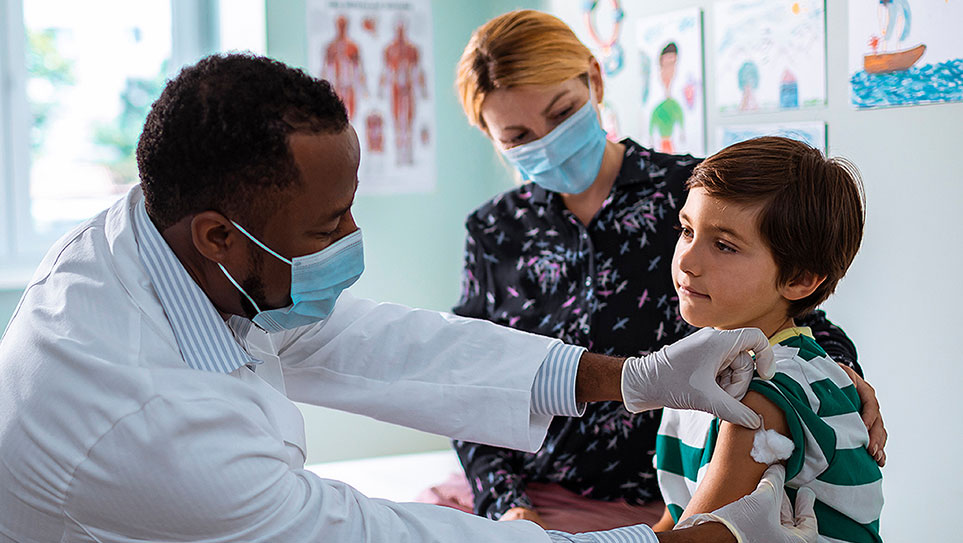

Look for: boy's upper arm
[677,391,791,523]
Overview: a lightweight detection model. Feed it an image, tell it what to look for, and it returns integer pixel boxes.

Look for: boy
[652,137,883,542]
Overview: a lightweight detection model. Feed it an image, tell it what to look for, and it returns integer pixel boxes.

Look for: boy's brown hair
[687,136,865,318]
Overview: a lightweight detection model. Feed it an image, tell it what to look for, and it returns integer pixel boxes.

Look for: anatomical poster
[307,0,436,195]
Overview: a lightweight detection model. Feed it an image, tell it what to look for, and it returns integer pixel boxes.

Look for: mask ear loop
[217,263,263,314]
[229,220,293,265]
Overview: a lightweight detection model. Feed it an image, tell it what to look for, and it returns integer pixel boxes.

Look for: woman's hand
[838,364,887,466]
[499,506,546,528]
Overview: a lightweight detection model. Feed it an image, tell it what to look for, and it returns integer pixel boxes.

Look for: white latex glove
[621,327,774,428]
[675,465,818,543]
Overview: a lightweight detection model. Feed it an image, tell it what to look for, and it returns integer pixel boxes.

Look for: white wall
[548,1,962,539]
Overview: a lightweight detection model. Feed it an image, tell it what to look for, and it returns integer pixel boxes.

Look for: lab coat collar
[130,189,260,373]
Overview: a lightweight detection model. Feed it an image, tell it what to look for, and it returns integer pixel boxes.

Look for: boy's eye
[674,224,693,239]
[553,106,573,120]
[715,240,737,253]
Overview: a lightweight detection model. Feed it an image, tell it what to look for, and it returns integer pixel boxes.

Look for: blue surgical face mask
[217,222,364,332]
[500,98,607,195]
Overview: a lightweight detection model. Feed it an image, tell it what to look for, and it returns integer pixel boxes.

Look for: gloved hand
[675,464,818,543]
[621,327,774,428]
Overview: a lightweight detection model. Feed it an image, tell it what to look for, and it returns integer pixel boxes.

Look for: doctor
[0,53,811,543]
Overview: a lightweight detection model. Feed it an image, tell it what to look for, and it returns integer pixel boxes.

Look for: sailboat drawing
[864,0,926,73]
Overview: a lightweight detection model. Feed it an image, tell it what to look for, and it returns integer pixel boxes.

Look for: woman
[448,10,880,532]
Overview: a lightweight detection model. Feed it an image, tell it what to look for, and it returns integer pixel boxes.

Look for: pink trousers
[415,472,664,534]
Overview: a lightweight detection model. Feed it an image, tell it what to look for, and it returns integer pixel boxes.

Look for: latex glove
[621,327,774,428]
[675,465,818,543]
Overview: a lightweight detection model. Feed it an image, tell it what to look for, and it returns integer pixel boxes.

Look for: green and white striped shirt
[655,327,883,543]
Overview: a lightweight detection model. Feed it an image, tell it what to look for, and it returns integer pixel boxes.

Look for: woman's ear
[780,271,826,302]
[588,57,605,103]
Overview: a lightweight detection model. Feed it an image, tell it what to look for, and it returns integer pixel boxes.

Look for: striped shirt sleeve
[531,343,586,417]
[547,525,659,543]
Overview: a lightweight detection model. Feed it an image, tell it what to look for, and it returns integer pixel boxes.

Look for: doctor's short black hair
[137,53,349,232]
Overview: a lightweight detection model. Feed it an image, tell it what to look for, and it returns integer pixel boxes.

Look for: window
[0,0,265,280]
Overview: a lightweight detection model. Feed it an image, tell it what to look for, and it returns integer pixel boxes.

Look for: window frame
[1,0,31,269]
[0,0,266,281]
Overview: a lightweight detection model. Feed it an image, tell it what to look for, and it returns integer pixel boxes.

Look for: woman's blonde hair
[456,10,594,131]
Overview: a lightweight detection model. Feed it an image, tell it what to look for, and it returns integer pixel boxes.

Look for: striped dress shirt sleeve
[547,525,660,543]
[531,343,586,417]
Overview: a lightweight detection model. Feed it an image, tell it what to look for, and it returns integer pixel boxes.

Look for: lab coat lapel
[240,330,308,466]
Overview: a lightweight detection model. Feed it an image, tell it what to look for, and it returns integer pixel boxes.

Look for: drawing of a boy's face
[659,42,678,92]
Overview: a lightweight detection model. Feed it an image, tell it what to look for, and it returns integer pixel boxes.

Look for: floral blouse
[452,138,860,519]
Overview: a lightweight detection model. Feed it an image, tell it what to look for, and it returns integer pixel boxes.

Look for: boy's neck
[722,315,797,340]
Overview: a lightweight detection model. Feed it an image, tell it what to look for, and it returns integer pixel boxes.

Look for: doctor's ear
[780,271,826,302]
[190,211,237,263]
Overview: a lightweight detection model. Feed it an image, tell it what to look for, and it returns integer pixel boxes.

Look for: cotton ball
[750,429,794,465]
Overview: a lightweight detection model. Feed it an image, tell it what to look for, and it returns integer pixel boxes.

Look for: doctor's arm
[63,396,805,543]
[276,292,777,441]
[545,463,817,543]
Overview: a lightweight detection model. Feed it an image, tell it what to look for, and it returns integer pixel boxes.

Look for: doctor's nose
[338,209,359,240]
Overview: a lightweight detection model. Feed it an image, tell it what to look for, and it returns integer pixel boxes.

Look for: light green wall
[266,0,521,313]
[265,0,540,462]
[0,291,21,331]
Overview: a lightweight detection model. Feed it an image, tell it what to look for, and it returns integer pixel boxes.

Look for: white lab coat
[0,188,560,542]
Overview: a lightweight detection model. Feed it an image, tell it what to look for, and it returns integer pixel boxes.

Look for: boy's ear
[780,271,826,301]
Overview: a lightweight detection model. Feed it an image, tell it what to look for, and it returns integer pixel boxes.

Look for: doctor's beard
[239,250,272,319]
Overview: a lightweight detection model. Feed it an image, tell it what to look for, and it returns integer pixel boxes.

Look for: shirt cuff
[531,343,586,417]
[546,525,659,543]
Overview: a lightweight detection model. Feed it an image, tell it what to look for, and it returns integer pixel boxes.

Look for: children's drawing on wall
[582,0,625,77]
[849,0,963,108]
[636,8,705,157]
[714,0,827,114]
[307,0,436,195]
[715,122,827,154]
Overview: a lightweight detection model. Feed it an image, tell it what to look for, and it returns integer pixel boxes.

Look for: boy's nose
[676,241,702,276]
